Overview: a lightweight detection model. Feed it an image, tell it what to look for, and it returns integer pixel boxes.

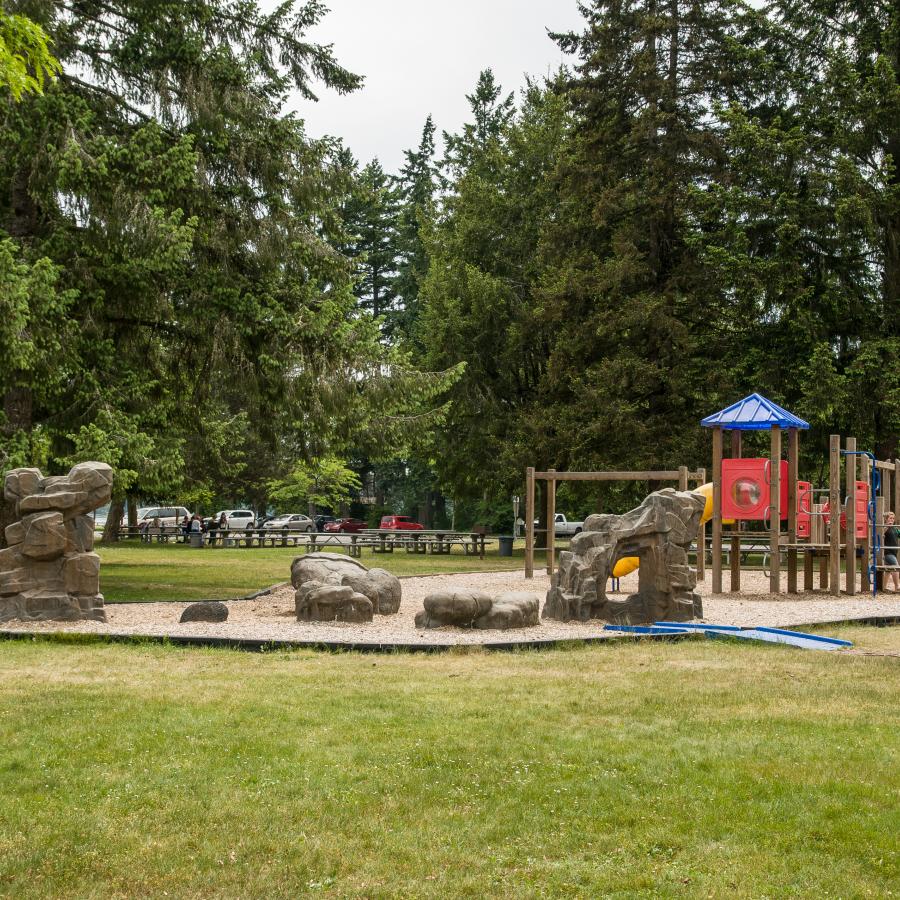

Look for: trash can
[498,535,514,557]
[190,532,204,548]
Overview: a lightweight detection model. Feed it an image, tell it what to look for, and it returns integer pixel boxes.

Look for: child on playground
[884,511,899,591]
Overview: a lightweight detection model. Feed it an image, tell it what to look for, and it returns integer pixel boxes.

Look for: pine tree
[342,159,402,325]
[393,116,438,345]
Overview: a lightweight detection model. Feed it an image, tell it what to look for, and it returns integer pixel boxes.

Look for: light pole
[512,495,520,537]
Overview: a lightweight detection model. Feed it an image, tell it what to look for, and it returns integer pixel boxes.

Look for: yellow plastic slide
[611,483,720,578]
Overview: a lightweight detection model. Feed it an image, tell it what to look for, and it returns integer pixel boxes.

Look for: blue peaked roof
[701,393,810,430]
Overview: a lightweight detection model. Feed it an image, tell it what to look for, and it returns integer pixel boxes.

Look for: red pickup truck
[379,515,424,531]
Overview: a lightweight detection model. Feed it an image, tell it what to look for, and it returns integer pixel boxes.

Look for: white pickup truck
[533,513,584,536]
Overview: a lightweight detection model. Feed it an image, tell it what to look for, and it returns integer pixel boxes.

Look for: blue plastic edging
[655,621,742,632]
[603,625,691,635]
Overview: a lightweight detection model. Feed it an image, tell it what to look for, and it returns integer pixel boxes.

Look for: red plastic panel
[797,481,812,538]
[836,481,869,538]
[721,458,789,521]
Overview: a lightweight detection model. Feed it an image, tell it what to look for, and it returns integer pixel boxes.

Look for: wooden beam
[696,466,706,581]
[846,437,857,595]
[894,459,900,517]
[678,466,689,491]
[770,426,781,594]
[829,434,841,595]
[532,470,690,482]
[860,454,871,591]
[730,431,742,592]
[712,427,723,593]
[875,495,886,590]
[525,467,535,579]
[546,469,556,577]
[787,428,799,593]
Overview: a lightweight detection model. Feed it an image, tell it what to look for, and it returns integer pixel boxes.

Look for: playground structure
[525,393,899,597]
[704,393,895,597]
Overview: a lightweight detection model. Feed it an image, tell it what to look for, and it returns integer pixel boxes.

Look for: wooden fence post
[696,466,706,581]
[731,431,742,592]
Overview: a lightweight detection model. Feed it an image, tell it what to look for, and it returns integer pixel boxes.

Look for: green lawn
[0,633,896,897]
[97,541,536,602]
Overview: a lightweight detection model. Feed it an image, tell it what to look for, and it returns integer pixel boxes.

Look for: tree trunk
[102,496,125,543]
[127,495,138,528]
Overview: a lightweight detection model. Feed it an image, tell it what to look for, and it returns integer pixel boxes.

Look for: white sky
[283,0,584,172]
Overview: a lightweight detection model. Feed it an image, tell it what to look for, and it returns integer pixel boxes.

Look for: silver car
[263,513,315,533]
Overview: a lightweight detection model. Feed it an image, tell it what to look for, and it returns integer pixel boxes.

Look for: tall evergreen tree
[393,115,438,345]
[342,158,402,325]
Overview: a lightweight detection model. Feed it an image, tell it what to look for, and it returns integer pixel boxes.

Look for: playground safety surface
[3,570,900,650]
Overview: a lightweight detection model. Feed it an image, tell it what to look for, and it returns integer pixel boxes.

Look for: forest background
[1,0,898,540]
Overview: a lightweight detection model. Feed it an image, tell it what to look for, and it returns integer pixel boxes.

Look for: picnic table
[360,529,491,559]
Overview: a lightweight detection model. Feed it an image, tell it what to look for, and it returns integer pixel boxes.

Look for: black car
[314,515,336,532]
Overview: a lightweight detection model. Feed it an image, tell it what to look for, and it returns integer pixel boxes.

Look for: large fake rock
[415,589,541,630]
[543,488,705,625]
[0,462,113,623]
[290,552,401,622]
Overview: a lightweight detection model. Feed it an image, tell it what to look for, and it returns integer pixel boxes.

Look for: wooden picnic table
[360,529,490,559]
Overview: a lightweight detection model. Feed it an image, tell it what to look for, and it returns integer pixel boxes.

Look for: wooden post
[769,426,781,594]
[730,431,742,592]
[696,466,706,581]
[803,550,814,591]
[860,454,871,591]
[829,434,841,595]
[787,428,799,593]
[712,427,724,593]
[875,495,886,591]
[525,467,535,579]
[678,465,689,491]
[846,437,857,595]
[546,469,556,576]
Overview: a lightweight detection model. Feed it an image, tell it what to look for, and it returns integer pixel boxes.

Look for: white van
[124,506,191,528]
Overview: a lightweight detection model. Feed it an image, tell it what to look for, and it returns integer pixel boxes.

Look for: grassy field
[96,541,539,602]
[0,630,897,897]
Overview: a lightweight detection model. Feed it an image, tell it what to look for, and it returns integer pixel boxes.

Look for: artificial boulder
[180,601,229,623]
[415,589,541,630]
[290,552,401,622]
[0,462,114,622]
[543,488,705,625]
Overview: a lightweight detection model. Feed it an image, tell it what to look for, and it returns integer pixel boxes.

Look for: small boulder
[180,601,229,623]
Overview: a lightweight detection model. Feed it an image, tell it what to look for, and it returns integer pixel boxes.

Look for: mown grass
[0,634,897,897]
[96,541,543,602]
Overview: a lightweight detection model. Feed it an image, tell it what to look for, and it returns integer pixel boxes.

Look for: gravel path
[4,569,900,646]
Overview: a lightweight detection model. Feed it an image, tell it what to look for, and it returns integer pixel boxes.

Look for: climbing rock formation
[543,488,705,624]
[0,462,114,622]
[291,552,402,622]
[415,589,541,630]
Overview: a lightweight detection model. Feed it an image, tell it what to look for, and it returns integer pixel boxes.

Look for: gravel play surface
[4,568,900,646]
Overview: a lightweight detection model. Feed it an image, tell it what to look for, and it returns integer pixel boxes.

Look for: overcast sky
[282,1,584,172]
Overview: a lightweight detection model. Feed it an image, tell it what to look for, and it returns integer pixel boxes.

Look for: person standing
[884,511,899,591]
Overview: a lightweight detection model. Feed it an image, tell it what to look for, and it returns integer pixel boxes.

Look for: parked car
[324,517,367,534]
[123,506,190,528]
[212,509,256,530]
[262,513,315,533]
[315,515,336,532]
[379,515,424,531]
